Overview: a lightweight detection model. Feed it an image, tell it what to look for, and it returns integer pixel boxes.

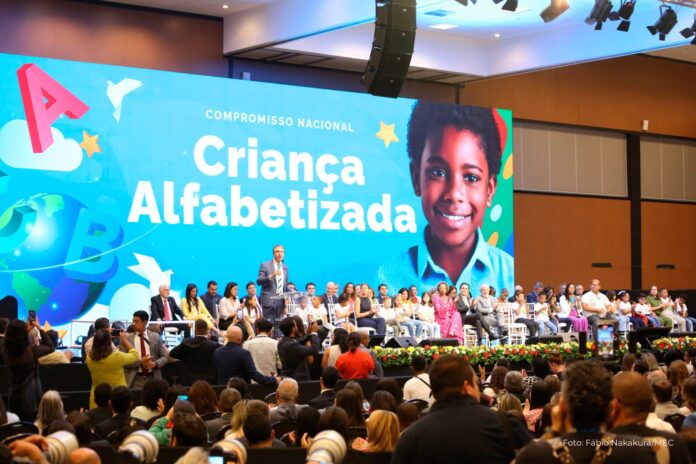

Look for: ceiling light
[540,0,570,23]
[609,0,636,32]
[494,33,501,38]
[222,4,229,8]
[585,0,613,30]
[429,23,458,30]
[680,14,696,44]
[647,5,678,41]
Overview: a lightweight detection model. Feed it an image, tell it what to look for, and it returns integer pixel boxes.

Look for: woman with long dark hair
[182,283,215,328]
[335,332,374,379]
[219,282,240,331]
[2,318,55,421]
[321,327,349,368]
[86,329,138,408]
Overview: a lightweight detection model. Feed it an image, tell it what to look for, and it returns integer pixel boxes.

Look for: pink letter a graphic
[17,63,89,153]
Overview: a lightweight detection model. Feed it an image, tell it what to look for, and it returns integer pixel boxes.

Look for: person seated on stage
[311,296,333,331]
[334,293,356,332]
[218,282,241,331]
[417,291,441,339]
[511,290,538,337]
[356,283,387,335]
[647,285,673,328]
[634,294,661,327]
[296,297,313,326]
[533,293,557,336]
[182,283,215,328]
[617,291,644,330]
[606,290,627,333]
[661,288,687,332]
[150,284,184,322]
[676,294,695,332]
[381,296,402,336]
[395,293,419,338]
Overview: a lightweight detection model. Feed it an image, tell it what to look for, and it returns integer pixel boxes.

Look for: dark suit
[86,406,112,427]
[206,411,233,441]
[94,413,145,440]
[308,389,336,410]
[213,342,276,385]
[277,337,314,381]
[169,335,220,385]
[257,259,289,335]
[150,295,184,321]
[321,293,338,308]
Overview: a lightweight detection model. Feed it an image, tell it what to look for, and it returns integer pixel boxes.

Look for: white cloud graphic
[0,119,83,172]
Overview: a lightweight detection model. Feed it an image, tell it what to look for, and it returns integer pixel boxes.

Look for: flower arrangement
[652,337,696,354]
[372,339,632,368]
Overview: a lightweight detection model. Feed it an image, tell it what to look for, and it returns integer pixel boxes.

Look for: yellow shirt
[86,348,139,408]
[182,297,215,327]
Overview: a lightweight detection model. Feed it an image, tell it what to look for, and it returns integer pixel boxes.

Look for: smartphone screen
[28,310,36,321]
[237,309,244,319]
[178,395,188,401]
[208,456,224,464]
[596,324,614,358]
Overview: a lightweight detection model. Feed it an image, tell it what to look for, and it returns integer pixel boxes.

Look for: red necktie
[139,333,150,375]
[163,298,172,321]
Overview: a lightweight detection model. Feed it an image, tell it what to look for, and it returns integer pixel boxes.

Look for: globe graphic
[0,193,106,325]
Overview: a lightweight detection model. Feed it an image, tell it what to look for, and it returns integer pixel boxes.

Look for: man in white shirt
[243,317,281,378]
[581,279,614,327]
[403,355,432,405]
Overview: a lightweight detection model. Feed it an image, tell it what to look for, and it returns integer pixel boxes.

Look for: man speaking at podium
[257,244,289,337]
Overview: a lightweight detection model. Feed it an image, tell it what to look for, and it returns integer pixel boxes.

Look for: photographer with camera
[86,329,140,408]
[277,317,317,381]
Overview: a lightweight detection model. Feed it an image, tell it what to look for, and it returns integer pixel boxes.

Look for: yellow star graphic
[375,121,399,149]
[80,130,102,158]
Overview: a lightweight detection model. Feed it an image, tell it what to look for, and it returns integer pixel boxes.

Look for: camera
[306,430,347,464]
[28,310,36,323]
[118,430,159,463]
[44,431,78,464]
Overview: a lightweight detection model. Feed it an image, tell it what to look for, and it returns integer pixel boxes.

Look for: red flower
[381,355,387,361]
[544,348,550,353]
[464,355,470,361]
[520,349,526,355]
[391,354,397,360]
[512,348,518,354]
[433,353,440,360]
[483,352,490,358]
[424,345,431,350]
[565,348,571,353]
[659,343,665,349]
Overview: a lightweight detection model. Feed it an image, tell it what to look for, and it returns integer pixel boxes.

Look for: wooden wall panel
[514,193,631,292]
[0,0,228,77]
[462,55,696,139]
[641,202,696,289]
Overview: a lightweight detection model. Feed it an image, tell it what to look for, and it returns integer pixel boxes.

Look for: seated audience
[370,391,397,413]
[0,396,19,425]
[243,318,281,377]
[171,412,209,447]
[403,355,432,404]
[169,319,219,385]
[504,370,526,404]
[270,378,304,424]
[188,380,220,418]
[524,382,551,435]
[336,332,374,380]
[321,327,349,369]
[206,388,241,440]
[375,378,404,404]
[610,372,690,463]
[66,411,98,446]
[244,411,281,449]
[392,354,518,464]
[131,378,169,422]
[316,406,350,443]
[213,326,277,385]
[290,406,320,448]
[86,383,112,427]
[681,379,696,428]
[352,410,400,453]
[516,361,657,464]
[35,391,65,435]
[396,402,420,431]
[308,367,340,410]
[335,389,365,428]
[86,329,138,408]
[149,399,197,446]
[94,386,141,440]
[359,331,384,378]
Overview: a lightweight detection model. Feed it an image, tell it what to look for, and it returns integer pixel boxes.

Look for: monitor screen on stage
[0,52,514,325]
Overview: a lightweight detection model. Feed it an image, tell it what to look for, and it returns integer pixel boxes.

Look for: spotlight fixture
[608,0,636,32]
[585,0,613,30]
[502,0,518,11]
[680,14,696,44]
[540,0,570,23]
[647,5,678,41]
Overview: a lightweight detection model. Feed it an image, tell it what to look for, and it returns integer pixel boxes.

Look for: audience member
[149,399,197,445]
[213,326,277,385]
[375,378,404,404]
[86,383,112,427]
[66,411,95,446]
[35,391,65,435]
[352,410,399,453]
[206,388,241,440]
[270,378,304,424]
[359,331,384,377]
[291,406,320,448]
[277,317,316,381]
[504,370,526,404]
[610,372,690,464]
[370,391,397,413]
[395,402,420,431]
[188,380,220,417]
[94,386,141,440]
[131,378,168,422]
[86,329,138,408]
[308,367,340,410]
[336,332,374,380]
[335,389,365,427]
[403,356,432,404]
[171,413,208,447]
[243,318,281,377]
[169,319,219,385]
[516,361,657,464]
[316,406,350,443]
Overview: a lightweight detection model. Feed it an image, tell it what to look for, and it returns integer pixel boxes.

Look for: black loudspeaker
[629,326,673,352]
[362,0,416,98]
[419,338,459,347]
[385,336,419,348]
[579,331,587,355]
[526,336,563,345]
[368,334,386,348]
